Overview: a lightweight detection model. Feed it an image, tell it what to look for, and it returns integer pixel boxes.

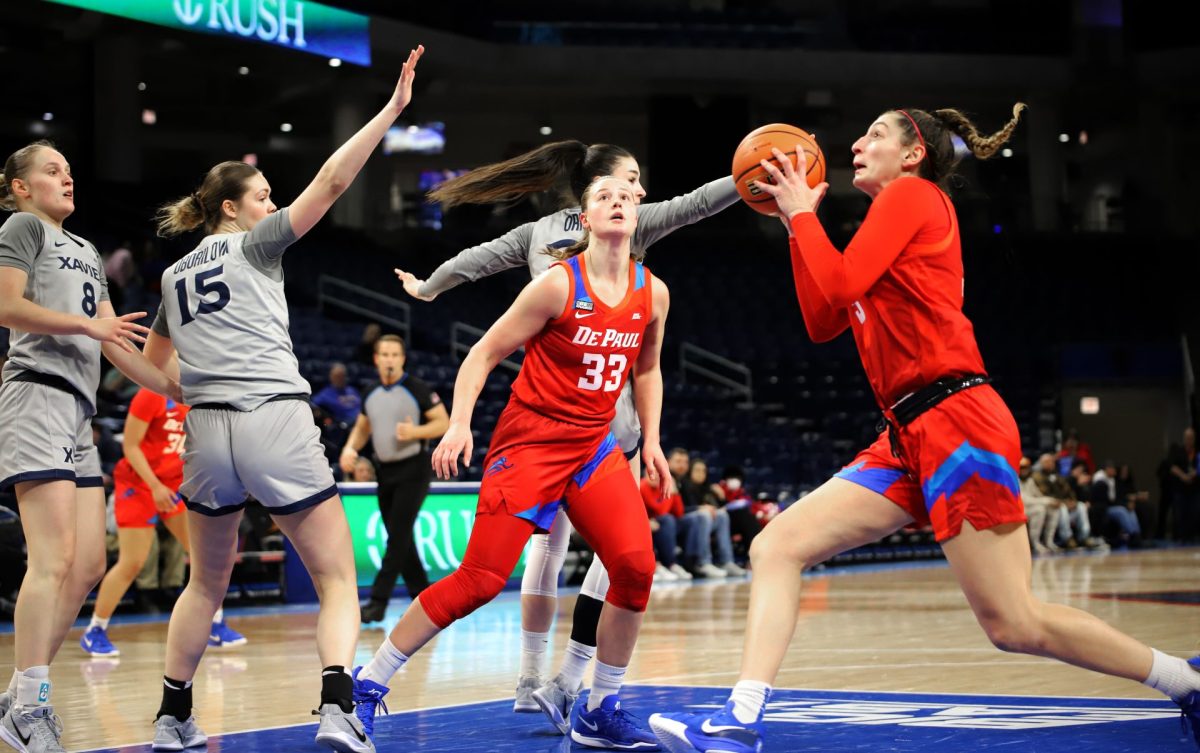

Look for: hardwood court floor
[2,547,1196,751]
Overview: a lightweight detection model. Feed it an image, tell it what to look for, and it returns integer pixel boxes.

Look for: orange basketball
[732,124,826,215]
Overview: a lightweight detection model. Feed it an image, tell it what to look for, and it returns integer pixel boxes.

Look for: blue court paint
[80,685,1190,752]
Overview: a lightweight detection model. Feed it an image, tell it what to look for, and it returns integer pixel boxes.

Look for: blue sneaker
[208,620,247,649]
[571,694,660,750]
[649,700,764,753]
[352,666,390,741]
[1180,655,1200,747]
[80,625,120,657]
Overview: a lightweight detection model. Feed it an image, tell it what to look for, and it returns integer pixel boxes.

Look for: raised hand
[389,45,425,113]
[394,268,437,301]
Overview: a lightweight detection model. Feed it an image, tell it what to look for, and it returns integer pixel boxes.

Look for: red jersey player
[352,176,671,750]
[650,106,1200,752]
[80,388,245,657]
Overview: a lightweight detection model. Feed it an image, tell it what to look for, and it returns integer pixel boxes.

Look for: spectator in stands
[680,459,743,577]
[1058,463,1103,549]
[351,457,377,483]
[341,334,449,622]
[1163,427,1198,542]
[103,240,138,312]
[713,465,760,562]
[1091,459,1142,548]
[1018,456,1055,554]
[1117,464,1151,541]
[640,460,690,582]
[1032,453,1073,550]
[354,322,383,366]
[668,448,711,578]
[1057,429,1095,475]
[312,362,362,426]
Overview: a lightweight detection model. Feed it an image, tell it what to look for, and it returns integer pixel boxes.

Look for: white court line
[625,680,1174,703]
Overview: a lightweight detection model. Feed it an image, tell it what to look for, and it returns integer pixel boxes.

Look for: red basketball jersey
[113,388,189,481]
[510,254,653,427]
[789,177,986,407]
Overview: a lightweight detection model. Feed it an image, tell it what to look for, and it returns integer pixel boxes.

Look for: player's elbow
[315,164,349,199]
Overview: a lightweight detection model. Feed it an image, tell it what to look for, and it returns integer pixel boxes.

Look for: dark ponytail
[156,160,261,237]
[892,103,1026,188]
[427,140,636,210]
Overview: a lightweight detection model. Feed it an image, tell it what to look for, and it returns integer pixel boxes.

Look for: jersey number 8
[578,353,627,392]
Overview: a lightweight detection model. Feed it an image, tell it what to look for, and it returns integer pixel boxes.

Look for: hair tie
[897,110,927,153]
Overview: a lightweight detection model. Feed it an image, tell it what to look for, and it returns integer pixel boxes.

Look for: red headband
[897,110,927,152]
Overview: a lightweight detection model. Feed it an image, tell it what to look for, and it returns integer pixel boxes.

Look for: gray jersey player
[0,140,179,753]
[390,139,739,718]
[141,45,424,753]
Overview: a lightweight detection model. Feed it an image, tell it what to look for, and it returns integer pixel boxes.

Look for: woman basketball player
[392,142,738,722]
[354,176,669,750]
[141,46,423,753]
[649,106,1200,752]
[0,141,180,753]
[80,386,246,659]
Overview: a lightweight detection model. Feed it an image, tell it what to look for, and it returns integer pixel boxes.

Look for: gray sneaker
[532,675,580,735]
[152,714,207,751]
[513,675,541,712]
[0,691,10,722]
[0,704,66,753]
[314,703,375,752]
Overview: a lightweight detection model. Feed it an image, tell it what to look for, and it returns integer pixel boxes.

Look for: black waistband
[7,370,87,403]
[191,393,309,412]
[888,374,990,427]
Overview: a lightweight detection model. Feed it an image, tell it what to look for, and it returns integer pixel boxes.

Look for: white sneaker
[722,562,747,577]
[314,703,375,752]
[513,675,541,712]
[653,563,679,582]
[698,563,728,579]
[667,564,693,580]
[152,714,207,751]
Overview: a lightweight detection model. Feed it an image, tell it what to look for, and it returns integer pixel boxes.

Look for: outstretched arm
[288,45,424,240]
[398,222,535,301]
[431,267,568,478]
[633,176,740,251]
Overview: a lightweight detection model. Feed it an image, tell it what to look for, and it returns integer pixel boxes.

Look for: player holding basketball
[649,105,1200,752]
[0,141,180,753]
[394,142,737,721]
[355,176,669,750]
[80,387,246,659]
[141,46,423,753]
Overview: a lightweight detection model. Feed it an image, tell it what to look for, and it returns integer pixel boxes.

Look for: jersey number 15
[174,266,231,326]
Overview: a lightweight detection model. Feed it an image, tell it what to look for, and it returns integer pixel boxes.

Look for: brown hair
[428,141,635,211]
[373,334,406,354]
[155,161,262,237]
[0,140,56,212]
[890,103,1026,188]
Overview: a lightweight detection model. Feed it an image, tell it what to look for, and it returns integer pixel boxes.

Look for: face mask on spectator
[726,478,742,491]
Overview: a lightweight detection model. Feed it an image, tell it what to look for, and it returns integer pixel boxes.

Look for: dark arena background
[1,2,1198,752]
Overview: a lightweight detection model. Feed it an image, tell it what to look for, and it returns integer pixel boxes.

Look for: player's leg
[649,474,914,753]
[559,454,658,749]
[85,526,155,657]
[515,509,571,711]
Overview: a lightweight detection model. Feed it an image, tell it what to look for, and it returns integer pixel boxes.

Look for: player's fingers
[119,311,148,322]
[771,147,796,178]
[752,179,781,197]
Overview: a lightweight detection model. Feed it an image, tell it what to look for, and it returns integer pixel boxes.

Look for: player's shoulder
[879,176,945,204]
[0,211,47,239]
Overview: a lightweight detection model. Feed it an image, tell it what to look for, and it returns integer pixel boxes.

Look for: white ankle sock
[1144,648,1200,703]
[557,639,595,693]
[520,630,550,680]
[16,666,50,707]
[360,638,409,685]
[212,608,224,625]
[89,615,111,631]
[729,680,771,724]
[586,660,625,711]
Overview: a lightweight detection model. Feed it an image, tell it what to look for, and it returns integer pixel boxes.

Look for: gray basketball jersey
[152,209,308,411]
[418,176,739,296]
[0,212,109,413]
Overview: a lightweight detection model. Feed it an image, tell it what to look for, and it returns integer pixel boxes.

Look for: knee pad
[602,548,655,613]
[420,563,508,628]
[580,555,610,601]
[520,529,569,598]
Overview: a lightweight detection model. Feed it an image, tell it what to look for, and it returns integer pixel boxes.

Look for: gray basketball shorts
[180,398,337,516]
[0,380,102,491]
[611,380,642,459]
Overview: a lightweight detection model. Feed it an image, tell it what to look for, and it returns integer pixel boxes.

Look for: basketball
[732,124,826,215]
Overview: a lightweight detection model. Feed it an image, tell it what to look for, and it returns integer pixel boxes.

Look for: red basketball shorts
[835,384,1026,542]
[113,464,185,529]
